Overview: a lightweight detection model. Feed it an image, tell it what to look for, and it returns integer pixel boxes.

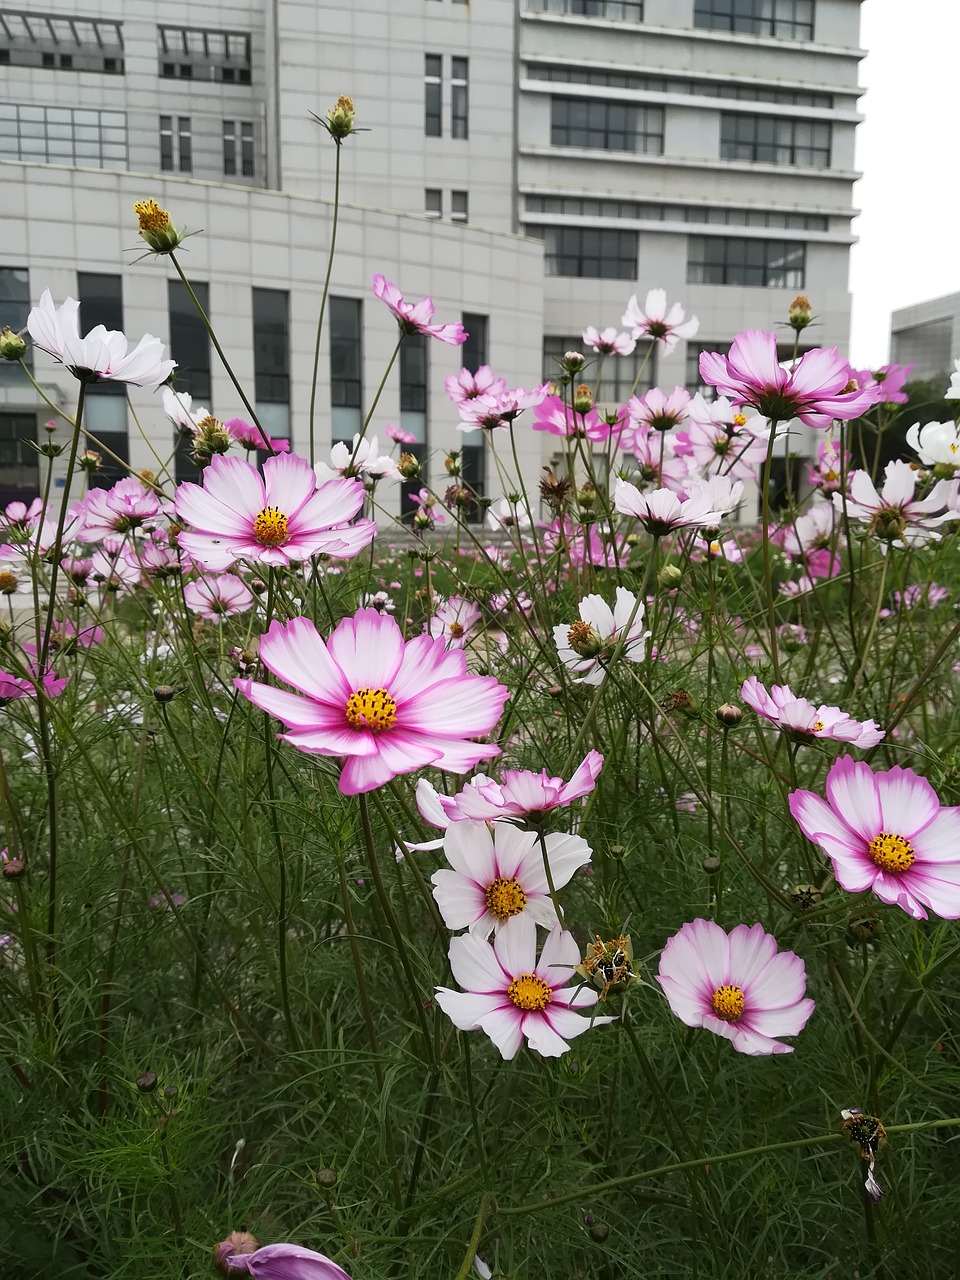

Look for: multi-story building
[0,0,865,512]
[890,294,960,383]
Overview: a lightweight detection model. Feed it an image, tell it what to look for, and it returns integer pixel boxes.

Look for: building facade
[0,0,865,510]
[890,294,960,383]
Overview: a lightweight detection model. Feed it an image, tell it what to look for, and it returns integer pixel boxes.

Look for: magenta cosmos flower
[416,750,603,826]
[788,757,960,920]
[700,331,880,429]
[532,394,612,444]
[431,819,592,936]
[445,365,506,405]
[435,914,613,1059]
[225,417,291,454]
[657,919,814,1055]
[79,477,162,542]
[742,677,884,749]
[621,289,699,355]
[174,453,376,570]
[0,665,68,701]
[227,1243,351,1280]
[236,611,509,794]
[372,274,466,345]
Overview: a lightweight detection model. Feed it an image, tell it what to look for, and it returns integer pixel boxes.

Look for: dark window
[178,116,192,173]
[525,0,645,19]
[253,288,291,447]
[77,273,128,487]
[538,226,638,279]
[159,114,173,171]
[425,54,442,137]
[400,333,427,516]
[0,414,38,506]
[687,236,806,287]
[523,193,829,230]
[0,266,30,387]
[526,61,832,107]
[720,112,830,167]
[0,104,127,168]
[461,444,485,518]
[685,343,719,400]
[461,314,489,371]
[451,190,469,223]
[223,121,237,175]
[543,334,655,402]
[240,121,254,176]
[77,272,123,334]
[550,96,663,152]
[425,188,442,219]
[167,280,212,479]
[0,13,125,73]
[330,297,362,442]
[693,0,814,40]
[451,56,469,139]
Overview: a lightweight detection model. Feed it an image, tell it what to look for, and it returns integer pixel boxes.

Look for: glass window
[240,121,254,177]
[425,188,442,219]
[550,96,663,153]
[0,103,127,168]
[0,266,30,387]
[168,280,212,480]
[543,335,655,402]
[0,12,124,74]
[0,413,38,505]
[330,297,363,442]
[523,193,829,231]
[525,61,832,108]
[539,226,639,279]
[178,116,192,173]
[425,54,442,137]
[451,190,469,223]
[160,114,173,171]
[720,112,830,167]
[687,236,806,287]
[76,274,128,478]
[524,0,645,21]
[461,314,489,371]
[461,444,485,519]
[693,0,814,41]
[157,25,251,82]
[252,289,290,445]
[451,56,469,139]
[223,120,236,175]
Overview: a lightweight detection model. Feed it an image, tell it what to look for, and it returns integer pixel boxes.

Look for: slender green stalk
[308,140,343,465]
[758,418,782,683]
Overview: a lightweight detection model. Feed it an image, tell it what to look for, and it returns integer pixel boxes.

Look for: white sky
[849,1,960,365]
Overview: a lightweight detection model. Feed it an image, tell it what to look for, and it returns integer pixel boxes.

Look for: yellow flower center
[253,506,289,547]
[345,687,397,732]
[485,877,528,922]
[508,972,552,1012]
[733,412,748,427]
[868,832,915,873]
[712,984,745,1021]
[812,719,825,733]
[449,621,464,639]
[133,198,170,233]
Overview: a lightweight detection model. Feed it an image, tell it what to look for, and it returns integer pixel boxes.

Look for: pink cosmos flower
[0,665,68,700]
[618,424,691,492]
[553,587,648,685]
[582,326,636,356]
[225,418,291,454]
[435,914,613,1059]
[428,595,481,648]
[431,819,592,936]
[384,423,417,445]
[677,395,768,480]
[700,331,881,428]
[614,480,725,537]
[27,289,175,388]
[892,582,948,610]
[372,274,466,345]
[416,751,603,827]
[773,502,838,581]
[445,366,507,405]
[235,611,509,794]
[836,460,959,547]
[621,289,699,355]
[2,498,42,530]
[789,757,960,920]
[624,386,692,433]
[226,1243,351,1280]
[854,362,912,405]
[532,395,611,443]
[807,437,849,495]
[657,919,814,1055]
[741,677,884,748]
[541,518,631,571]
[183,573,254,619]
[174,453,376,570]
[457,384,550,433]
[79,477,162,543]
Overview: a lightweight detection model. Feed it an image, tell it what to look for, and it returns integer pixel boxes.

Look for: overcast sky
[849,1,960,365]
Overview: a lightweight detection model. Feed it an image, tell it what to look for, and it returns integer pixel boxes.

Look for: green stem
[759,419,782,683]
[451,1193,496,1280]
[308,139,343,465]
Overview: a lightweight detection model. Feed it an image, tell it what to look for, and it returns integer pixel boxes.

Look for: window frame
[550,95,664,153]
[425,54,443,137]
[686,235,807,288]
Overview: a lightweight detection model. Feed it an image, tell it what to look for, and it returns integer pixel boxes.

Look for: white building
[0,0,865,511]
[890,294,960,383]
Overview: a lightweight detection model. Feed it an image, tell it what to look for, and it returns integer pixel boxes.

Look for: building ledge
[519,146,860,182]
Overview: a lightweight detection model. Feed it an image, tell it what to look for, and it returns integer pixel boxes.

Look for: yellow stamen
[712,984,744,1021]
[868,832,915,873]
[253,506,289,547]
[449,621,465,639]
[133,198,170,233]
[485,878,528,922]
[508,972,552,1012]
[345,687,397,732]
[733,412,748,427]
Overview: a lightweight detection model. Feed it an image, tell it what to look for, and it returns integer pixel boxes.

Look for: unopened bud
[136,1070,159,1093]
[153,685,176,704]
[213,1232,260,1278]
[444,452,462,476]
[561,350,585,373]
[788,294,812,331]
[0,571,18,595]
[573,383,593,414]
[0,326,26,362]
[658,564,682,589]
[79,450,102,474]
[588,1221,610,1243]
[715,703,743,728]
[701,856,721,876]
[397,452,421,479]
[316,1167,338,1189]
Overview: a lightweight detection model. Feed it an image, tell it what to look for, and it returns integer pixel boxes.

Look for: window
[461,313,489,373]
[330,297,362,442]
[523,194,829,231]
[536,226,638,279]
[252,289,291,446]
[525,62,832,108]
[0,266,30,387]
[686,343,719,399]
[0,104,126,168]
[77,274,128,488]
[425,188,442,219]
[223,120,254,177]
[550,97,663,153]
[400,334,427,516]
[720,113,830,168]
[693,0,814,41]
[525,0,645,20]
[167,280,211,479]
[460,443,485,518]
[451,191,469,223]
[0,11,124,74]
[159,115,191,173]
[543,335,655,402]
[158,26,251,83]
[0,414,38,506]
[451,57,469,139]
[687,236,806,287]
[425,55,442,137]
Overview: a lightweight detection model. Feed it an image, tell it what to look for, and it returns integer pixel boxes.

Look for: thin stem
[308,140,343,465]
[759,419,782,683]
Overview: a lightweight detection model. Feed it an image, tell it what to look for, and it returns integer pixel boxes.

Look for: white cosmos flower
[553,586,649,685]
[315,434,398,482]
[945,358,960,400]
[162,385,210,432]
[27,289,175,389]
[905,420,960,470]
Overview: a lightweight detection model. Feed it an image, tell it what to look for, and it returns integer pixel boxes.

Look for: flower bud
[42,419,58,434]
[192,416,231,463]
[133,199,186,254]
[79,450,102,474]
[588,1221,610,1243]
[213,1232,260,1278]
[0,326,26,362]
[573,383,593,414]
[316,1167,338,1189]
[661,688,699,716]
[715,703,743,728]
[153,685,176,704]
[397,452,421,479]
[2,854,25,879]
[701,856,721,876]
[658,564,682,589]
[700,523,721,543]
[444,452,462,477]
[561,350,585,374]
[788,294,812,331]
[0,571,18,596]
[846,913,881,946]
[136,1070,159,1093]
[325,95,356,140]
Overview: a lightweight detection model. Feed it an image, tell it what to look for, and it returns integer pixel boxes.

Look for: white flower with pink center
[657,919,814,1055]
[742,677,884,749]
[428,595,481,649]
[621,289,699,355]
[183,573,254,619]
[553,587,648,686]
[435,914,613,1059]
[581,326,636,356]
[836,460,959,547]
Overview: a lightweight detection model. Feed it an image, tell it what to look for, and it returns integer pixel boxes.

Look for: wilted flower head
[577,934,639,998]
[133,198,186,254]
[226,1242,352,1279]
[841,1108,886,1203]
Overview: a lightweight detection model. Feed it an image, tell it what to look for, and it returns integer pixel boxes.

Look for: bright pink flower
[789,757,960,920]
[541,518,631,571]
[227,1242,351,1280]
[79,477,162,543]
[854,362,912,405]
[457,385,550,433]
[372,274,466,345]
[431,820,592,936]
[532,394,611,443]
[174,453,376,570]
[773,503,837,581]
[836,460,959,547]
[416,751,603,827]
[445,366,506,405]
[225,418,291,454]
[700,331,881,428]
[621,289,699,355]
[807,437,849,495]
[582,326,636,356]
[183,573,254,619]
[435,914,613,1059]
[384,423,417,445]
[235,611,509,794]
[624,386,691,433]
[741,677,884,748]
[2,498,42,529]
[657,919,814,1055]
[0,664,68,700]
[618,424,691,492]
